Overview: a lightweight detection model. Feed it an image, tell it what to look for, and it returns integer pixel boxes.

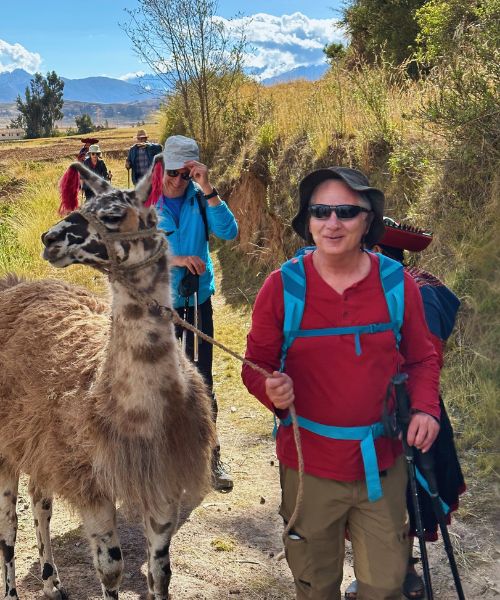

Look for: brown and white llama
[0,161,215,599]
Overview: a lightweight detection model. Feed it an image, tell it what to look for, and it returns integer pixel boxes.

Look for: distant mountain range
[0,99,161,129]
[260,64,329,86]
[0,65,329,128]
[0,69,155,104]
[0,65,329,105]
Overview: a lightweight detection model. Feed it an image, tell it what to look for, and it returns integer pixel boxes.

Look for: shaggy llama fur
[0,161,215,600]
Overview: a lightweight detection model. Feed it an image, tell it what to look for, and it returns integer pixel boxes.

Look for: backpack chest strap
[280,415,386,502]
[287,321,399,356]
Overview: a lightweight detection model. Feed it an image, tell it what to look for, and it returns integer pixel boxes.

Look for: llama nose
[41,231,56,246]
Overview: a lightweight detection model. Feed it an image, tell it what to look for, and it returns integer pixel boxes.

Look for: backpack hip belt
[279,414,386,502]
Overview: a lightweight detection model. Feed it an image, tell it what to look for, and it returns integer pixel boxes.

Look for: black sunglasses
[166,169,191,180]
[308,204,371,220]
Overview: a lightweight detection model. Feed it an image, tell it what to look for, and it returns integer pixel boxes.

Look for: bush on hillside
[341,0,426,73]
[415,0,489,65]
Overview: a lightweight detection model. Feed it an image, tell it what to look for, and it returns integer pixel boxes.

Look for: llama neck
[95,254,184,432]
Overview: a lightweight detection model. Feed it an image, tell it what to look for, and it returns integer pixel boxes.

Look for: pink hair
[145,160,164,207]
[58,166,81,214]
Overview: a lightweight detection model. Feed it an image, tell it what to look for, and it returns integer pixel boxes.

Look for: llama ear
[137,155,164,207]
[68,161,113,198]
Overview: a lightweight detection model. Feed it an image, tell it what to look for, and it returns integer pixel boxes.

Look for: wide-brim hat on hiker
[292,167,385,246]
[163,135,200,170]
[135,129,148,140]
[88,144,102,155]
[380,217,433,252]
[80,137,99,144]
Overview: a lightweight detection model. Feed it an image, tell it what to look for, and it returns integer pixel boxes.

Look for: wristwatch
[203,187,219,200]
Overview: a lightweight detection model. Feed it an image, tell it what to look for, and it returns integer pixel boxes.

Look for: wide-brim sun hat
[88,144,102,155]
[163,135,200,170]
[381,217,433,252]
[135,129,148,140]
[291,166,385,246]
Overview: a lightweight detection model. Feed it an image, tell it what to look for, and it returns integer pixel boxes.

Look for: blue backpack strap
[377,253,405,348]
[280,256,306,371]
[294,246,316,257]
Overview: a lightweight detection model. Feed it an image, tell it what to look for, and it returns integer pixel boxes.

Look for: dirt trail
[10,394,499,599]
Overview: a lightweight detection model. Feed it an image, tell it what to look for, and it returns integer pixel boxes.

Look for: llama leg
[28,482,66,599]
[0,460,19,600]
[144,504,180,600]
[80,500,123,600]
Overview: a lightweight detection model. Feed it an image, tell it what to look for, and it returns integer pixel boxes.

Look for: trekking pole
[392,373,434,600]
[417,449,466,599]
[178,270,200,360]
[182,297,189,354]
[193,289,199,363]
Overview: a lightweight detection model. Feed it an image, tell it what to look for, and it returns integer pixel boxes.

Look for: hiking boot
[212,455,233,492]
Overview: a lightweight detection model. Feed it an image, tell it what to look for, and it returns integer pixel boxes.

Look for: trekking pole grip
[392,373,411,432]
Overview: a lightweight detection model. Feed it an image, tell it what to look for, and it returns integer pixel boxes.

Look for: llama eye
[100,215,124,225]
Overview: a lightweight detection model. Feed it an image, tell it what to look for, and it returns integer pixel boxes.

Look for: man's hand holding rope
[265,372,295,410]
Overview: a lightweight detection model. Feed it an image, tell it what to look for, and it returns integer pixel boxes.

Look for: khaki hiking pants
[280,456,409,600]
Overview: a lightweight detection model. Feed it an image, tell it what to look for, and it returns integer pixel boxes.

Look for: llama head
[42,160,164,270]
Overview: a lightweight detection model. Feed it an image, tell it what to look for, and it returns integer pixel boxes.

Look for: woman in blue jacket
[156,135,238,491]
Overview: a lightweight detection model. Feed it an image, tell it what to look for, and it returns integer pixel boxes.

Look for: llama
[0,161,216,599]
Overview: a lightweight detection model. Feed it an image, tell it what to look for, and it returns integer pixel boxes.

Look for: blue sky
[1,1,344,80]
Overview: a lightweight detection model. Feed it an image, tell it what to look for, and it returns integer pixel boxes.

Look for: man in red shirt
[242,167,440,600]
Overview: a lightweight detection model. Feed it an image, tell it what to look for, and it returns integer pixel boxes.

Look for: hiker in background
[82,144,111,200]
[153,135,238,492]
[125,129,162,185]
[344,217,465,600]
[242,167,441,600]
[77,137,99,162]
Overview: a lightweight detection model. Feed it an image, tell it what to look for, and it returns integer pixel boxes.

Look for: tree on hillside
[123,0,246,155]
[8,115,24,131]
[75,113,95,134]
[341,0,427,70]
[323,42,346,65]
[14,71,64,138]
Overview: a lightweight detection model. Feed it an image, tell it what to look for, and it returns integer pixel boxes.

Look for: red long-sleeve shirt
[242,252,440,481]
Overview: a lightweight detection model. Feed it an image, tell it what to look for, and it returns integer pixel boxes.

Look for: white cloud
[243,49,303,80]
[218,12,345,79]
[0,39,42,73]
[118,70,146,81]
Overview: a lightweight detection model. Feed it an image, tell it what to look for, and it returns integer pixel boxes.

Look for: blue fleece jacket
[156,181,238,308]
